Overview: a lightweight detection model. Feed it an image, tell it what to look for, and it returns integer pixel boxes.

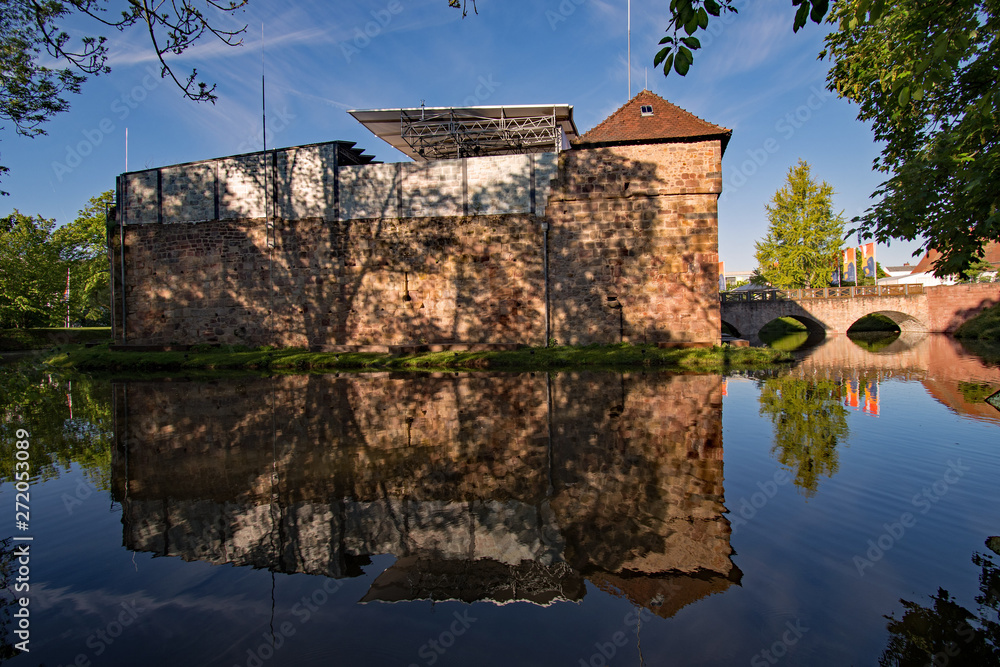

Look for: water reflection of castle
[110,373,740,618]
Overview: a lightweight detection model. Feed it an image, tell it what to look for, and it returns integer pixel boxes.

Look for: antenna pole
[262,23,274,345]
[627,0,631,98]
[262,23,267,229]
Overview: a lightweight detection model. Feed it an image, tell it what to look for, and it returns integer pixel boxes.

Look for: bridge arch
[762,314,826,336]
[847,310,926,334]
[757,314,827,350]
[721,319,742,338]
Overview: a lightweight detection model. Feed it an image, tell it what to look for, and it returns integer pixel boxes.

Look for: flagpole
[65,266,71,328]
[874,243,879,292]
[627,0,631,99]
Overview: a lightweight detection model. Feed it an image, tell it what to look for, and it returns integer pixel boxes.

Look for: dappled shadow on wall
[109,372,739,619]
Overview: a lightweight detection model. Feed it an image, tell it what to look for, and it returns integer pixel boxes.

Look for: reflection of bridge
[788,334,1000,424]
[721,283,999,345]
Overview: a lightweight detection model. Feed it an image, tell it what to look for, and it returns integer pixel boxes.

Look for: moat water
[1,334,998,666]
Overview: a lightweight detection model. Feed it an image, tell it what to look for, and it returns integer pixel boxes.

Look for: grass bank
[42,342,791,374]
[955,303,1000,340]
[0,327,111,352]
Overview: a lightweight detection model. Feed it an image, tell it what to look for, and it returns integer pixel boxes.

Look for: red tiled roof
[576,90,731,151]
[910,241,1000,275]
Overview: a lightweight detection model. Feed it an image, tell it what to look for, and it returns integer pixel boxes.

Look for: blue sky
[1,0,926,271]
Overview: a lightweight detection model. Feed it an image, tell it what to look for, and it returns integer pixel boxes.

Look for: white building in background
[880,242,1000,286]
[719,266,755,290]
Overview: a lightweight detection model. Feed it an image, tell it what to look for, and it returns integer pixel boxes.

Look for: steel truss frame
[400,108,563,159]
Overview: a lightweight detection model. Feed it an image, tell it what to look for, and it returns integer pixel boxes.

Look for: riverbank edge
[41,341,792,374]
[954,302,1000,340]
[0,327,111,352]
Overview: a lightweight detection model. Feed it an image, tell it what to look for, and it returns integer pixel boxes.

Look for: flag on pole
[863,379,879,416]
[843,247,857,283]
[860,242,876,279]
[845,378,860,409]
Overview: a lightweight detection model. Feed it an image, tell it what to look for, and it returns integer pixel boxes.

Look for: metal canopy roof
[348,104,578,161]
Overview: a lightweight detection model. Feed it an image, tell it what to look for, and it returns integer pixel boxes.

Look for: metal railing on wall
[720,284,925,303]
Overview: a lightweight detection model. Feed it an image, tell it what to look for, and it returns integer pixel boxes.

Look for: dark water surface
[1,334,998,666]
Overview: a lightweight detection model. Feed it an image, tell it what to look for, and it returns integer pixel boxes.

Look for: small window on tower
[640,105,654,116]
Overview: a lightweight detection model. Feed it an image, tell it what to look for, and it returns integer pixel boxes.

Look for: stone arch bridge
[720,283,999,345]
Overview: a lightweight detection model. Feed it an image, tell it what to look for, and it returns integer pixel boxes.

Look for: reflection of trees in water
[848,331,902,353]
[757,375,849,496]
[955,339,1000,366]
[0,363,113,489]
[879,539,1000,666]
[0,538,22,661]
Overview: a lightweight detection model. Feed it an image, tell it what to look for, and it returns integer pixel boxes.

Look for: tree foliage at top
[0,0,248,191]
[825,0,1000,278]
[754,159,845,288]
[656,0,999,277]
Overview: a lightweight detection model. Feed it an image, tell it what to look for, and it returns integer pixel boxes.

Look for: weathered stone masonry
[111,135,722,347]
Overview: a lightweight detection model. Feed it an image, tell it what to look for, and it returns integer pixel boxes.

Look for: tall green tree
[754,160,845,288]
[0,211,62,328]
[52,190,113,325]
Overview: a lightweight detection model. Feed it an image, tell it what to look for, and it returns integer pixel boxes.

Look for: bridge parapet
[720,284,924,303]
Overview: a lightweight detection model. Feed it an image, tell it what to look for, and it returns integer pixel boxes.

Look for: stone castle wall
[112,140,722,347]
[548,143,722,344]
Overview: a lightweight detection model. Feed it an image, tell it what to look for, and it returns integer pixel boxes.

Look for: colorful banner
[843,247,857,283]
[863,379,879,416]
[860,242,876,279]
[845,378,860,409]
